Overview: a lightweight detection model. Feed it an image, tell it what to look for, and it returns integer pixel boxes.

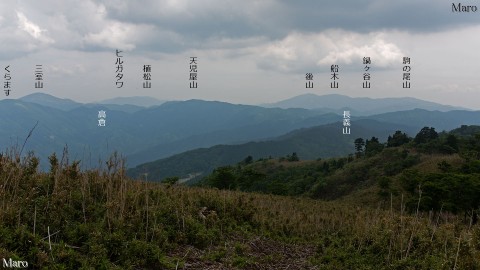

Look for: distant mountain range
[126,107,480,181]
[262,94,469,115]
[127,119,418,181]
[99,96,166,107]
[1,92,477,173]
[19,92,82,111]
[19,93,158,113]
[126,109,480,182]
[0,94,333,170]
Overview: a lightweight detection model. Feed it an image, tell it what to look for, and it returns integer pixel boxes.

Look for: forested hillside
[200,125,480,215]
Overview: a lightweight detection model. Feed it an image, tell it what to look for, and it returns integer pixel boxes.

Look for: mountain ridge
[19,92,82,111]
[262,93,469,115]
[4,93,478,173]
[126,119,420,181]
[99,96,166,107]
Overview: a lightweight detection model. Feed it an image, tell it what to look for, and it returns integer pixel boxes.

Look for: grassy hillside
[1,143,479,269]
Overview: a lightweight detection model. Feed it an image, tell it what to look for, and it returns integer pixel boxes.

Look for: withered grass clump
[0,148,478,269]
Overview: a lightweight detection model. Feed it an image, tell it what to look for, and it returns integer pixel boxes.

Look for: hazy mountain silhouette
[363,109,480,132]
[3,93,478,173]
[99,96,166,107]
[0,97,334,170]
[19,92,82,111]
[263,94,468,115]
[127,119,418,181]
[19,93,154,113]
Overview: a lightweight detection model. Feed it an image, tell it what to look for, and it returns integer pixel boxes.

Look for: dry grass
[413,153,464,173]
[0,148,479,269]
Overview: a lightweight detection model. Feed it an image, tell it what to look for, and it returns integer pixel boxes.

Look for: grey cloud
[0,0,108,58]
[100,0,287,40]
[91,0,480,55]
[3,0,477,58]
[100,0,480,42]
[253,30,405,74]
[1,0,479,67]
[277,0,480,33]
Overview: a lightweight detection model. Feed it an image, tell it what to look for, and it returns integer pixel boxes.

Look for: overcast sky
[0,0,479,109]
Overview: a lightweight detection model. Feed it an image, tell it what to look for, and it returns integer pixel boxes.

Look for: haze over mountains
[19,93,158,113]
[127,119,417,182]
[263,94,469,115]
[19,92,82,111]
[1,92,478,176]
[99,96,166,107]
[126,109,480,182]
[19,93,166,109]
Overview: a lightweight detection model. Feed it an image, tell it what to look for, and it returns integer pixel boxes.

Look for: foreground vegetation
[1,125,479,269]
[0,152,478,268]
